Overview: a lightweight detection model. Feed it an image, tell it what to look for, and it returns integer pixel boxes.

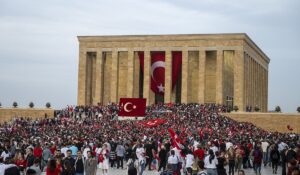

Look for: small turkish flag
[118,98,146,118]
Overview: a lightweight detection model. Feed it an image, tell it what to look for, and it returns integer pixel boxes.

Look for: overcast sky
[0,0,299,112]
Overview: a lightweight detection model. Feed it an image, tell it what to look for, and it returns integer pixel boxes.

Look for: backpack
[272,152,278,160]
[128,160,136,171]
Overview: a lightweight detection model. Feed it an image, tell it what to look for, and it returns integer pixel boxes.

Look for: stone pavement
[41,165,281,175]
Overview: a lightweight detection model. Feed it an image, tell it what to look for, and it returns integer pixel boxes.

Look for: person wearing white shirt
[61,144,69,158]
[185,151,194,175]
[136,144,146,175]
[0,150,10,161]
[261,140,269,166]
[204,149,218,175]
[167,150,179,174]
[226,141,233,151]
[83,145,91,160]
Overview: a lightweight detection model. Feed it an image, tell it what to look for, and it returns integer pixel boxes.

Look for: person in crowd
[235,145,243,172]
[269,144,280,174]
[286,144,297,175]
[15,152,27,174]
[42,143,52,170]
[28,158,42,175]
[197,160,207,175]
[194,144,205,161]
[261,140,270,166]
[26,147,35,167]
[127,153,139,175]
[216,151,227,175]
[64,150,75,171]
[61,159,75,175]
[185,150,194,175]
[69,143,78,159]
[34,143,43,161]
[116,141,125,169]
[136,143,146,175]
[252,145,263,175]
[84,151,97,175]
[204,149,218,175]
[167,150,179,174]
[158,145,168,172]
[145,140,154,171]
[99,143,110,175]
[74,150,84,175]
[46,159,61,175]
[226,146,235,175]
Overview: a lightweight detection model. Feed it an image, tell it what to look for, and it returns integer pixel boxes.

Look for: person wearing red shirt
[15,152,27,173]
[34,143,43,159]
[46,159,61,175]
[50,143,56,155]
[193,144,205,161]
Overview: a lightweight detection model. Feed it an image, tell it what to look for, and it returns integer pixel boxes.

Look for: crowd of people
[0,103,299,175]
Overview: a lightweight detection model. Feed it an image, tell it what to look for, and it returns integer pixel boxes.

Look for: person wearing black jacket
[158,145,167,172]
[74,150,84,175]
[280,147,288,175]
[26,148,35,167]
[269,145,280,174]
[63,150,75,172]
[61,159,75,175]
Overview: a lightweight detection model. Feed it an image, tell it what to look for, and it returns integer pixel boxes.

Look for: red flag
[118,98,146,118]
[140,118,166,127]
[168,128,185,150]
[287,125,293,131]
[138,51,182,95]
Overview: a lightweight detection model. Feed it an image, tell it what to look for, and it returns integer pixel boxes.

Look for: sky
[0,0,299,112]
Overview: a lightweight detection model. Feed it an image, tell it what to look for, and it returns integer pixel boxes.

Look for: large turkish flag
[118,98,146,118]
[138,51,182,96]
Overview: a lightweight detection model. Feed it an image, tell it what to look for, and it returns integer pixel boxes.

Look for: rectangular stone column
[198,50,206,103]
[164,50,172,103]
[181,49,188,103]
[110,50,119,103]
[93,50,103,105]
[234,50,245,110]
[77,48,87,105]
[143,50,151,105]
[216,50,224,104]
[127,50,134,98]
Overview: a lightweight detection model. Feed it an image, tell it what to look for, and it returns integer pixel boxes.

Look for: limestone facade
[77,34,270,112]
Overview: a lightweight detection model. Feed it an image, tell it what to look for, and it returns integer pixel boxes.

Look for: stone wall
[0,108,54,123]
[225,112,300,134]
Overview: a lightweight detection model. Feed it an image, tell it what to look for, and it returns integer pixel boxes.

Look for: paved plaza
[41,165,281,175]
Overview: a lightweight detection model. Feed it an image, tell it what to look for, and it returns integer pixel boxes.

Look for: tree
[29,102,34,108]
[275,106,281,113]
[297,106,300,113]
[0,102,2,108]
[233,105,239,112]
[13,102,18,108]
[46,102,51,108]
[254,105,260,112]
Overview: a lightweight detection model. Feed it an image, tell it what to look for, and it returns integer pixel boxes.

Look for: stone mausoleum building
[77,34,269,112]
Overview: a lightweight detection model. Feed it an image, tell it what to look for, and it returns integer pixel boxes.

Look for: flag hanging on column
[138,51,182,95]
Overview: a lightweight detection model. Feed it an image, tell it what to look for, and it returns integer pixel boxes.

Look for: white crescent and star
[151,61,165,92]
[123,102,136,112]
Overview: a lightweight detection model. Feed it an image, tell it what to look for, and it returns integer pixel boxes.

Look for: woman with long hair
[127,152,139,175]
[46,159,61,175]
[15,152,27,174]
[226,146,236,175]
[204,149,218,175]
